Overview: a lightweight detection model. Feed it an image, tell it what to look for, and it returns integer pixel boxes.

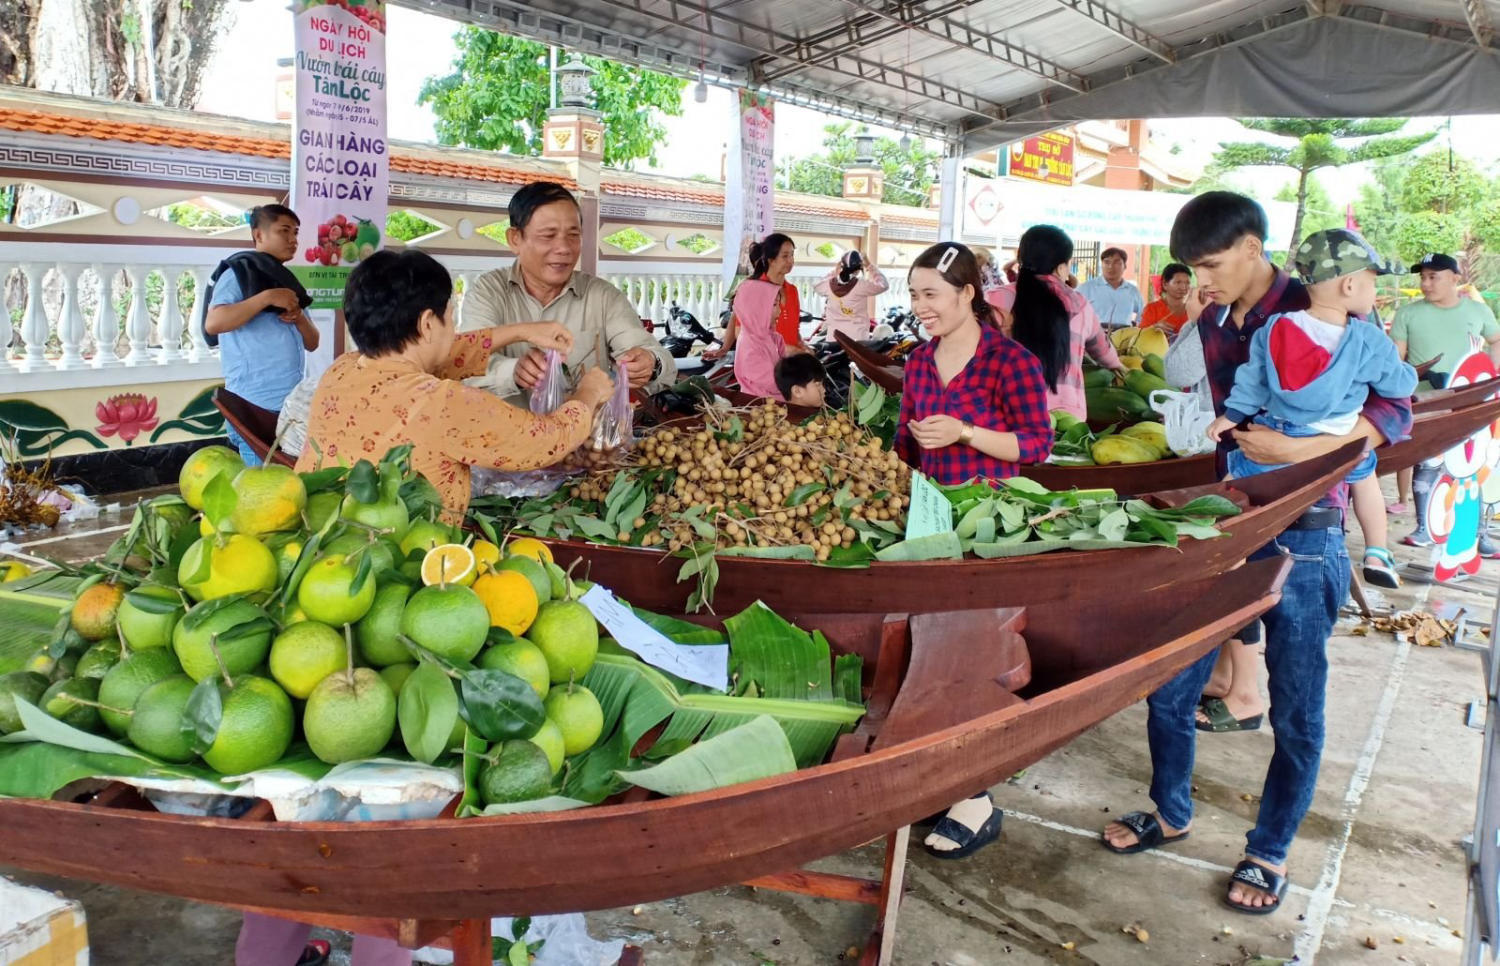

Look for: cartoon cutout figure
[1426,351,1500,581]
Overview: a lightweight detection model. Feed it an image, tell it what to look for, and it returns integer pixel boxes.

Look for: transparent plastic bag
[587,361,634,453]
[1150,389,1217,457]
[530,348,567,415]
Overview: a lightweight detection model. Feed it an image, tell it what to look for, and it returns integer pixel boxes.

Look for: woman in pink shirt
[813,251,889,342]
[986,224,1124,419]
[731,278,787,398]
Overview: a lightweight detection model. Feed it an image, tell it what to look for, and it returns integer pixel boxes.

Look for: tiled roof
[600,176,873,220]
[0,105,574,189]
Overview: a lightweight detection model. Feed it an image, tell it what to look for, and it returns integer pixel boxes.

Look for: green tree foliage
[1214,118,1435,258]
[1353,152,1500,293]
[1274,175,1341,235]
[420,29,686,168]
[386,211,443,244]
[783,123,938,207]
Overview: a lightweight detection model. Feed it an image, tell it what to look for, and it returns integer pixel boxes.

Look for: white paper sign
[579,585,730,691]
[905,472,955,540]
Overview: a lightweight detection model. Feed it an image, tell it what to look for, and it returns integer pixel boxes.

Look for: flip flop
[1362,547,1401,589]
[1101,810,1190,855]
[1225,860,1288,916]
[1195,696,1263,733]
[297,941,331,966]
[923,806,1003,860]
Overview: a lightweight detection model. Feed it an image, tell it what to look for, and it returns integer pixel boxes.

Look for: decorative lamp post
[843,128,884,202]
[555,53,597,110]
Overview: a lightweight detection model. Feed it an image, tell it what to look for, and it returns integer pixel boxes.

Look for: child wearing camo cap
[1207,227,1418,588]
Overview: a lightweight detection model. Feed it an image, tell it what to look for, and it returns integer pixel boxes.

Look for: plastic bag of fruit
[529,348,568,415]
[587,360,634,453]
[1150,389,1217,457]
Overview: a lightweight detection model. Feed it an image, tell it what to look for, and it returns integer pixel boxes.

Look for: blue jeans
[223,425,262,468]
[1145,525,1350,867]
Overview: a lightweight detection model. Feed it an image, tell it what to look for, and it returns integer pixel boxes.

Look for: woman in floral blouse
[297,250,612,521]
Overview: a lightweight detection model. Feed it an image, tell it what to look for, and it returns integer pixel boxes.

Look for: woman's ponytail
[1009,224,1074,392]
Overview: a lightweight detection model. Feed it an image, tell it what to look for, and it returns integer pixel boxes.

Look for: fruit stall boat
[835,331,904,394]
[537,440,1361,615]
[1022,395,1500,492]
[0,556,1290,964]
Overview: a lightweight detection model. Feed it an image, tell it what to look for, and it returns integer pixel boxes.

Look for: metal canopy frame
[396,0,1499,152]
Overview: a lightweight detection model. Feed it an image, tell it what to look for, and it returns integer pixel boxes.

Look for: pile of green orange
[0,445,609,802]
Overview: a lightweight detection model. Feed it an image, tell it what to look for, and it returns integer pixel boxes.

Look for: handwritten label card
[579,585,729,691]
[904,472,955,540]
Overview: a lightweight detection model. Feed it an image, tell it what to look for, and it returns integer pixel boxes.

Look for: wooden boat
[1411,377,1497,414]
[1023,396,1500,491]
[543,440,1361,614]
[834,331,904,394]
[0,556,1289,930]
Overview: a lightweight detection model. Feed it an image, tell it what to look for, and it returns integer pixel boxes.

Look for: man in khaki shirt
[459,181,675,404]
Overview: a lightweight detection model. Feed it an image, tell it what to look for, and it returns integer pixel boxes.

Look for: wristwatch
[649,354,663,382]
[958,422,974,445]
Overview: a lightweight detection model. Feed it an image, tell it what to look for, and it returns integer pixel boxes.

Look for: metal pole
[936,149,961,241]
[549,47,559,109]
[1462,575,1500,964]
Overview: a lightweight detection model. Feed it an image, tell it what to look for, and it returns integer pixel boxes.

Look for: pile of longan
[567,404,910,561]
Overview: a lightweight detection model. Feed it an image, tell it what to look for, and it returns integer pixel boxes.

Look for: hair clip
[242,210,254,225]
[936,245,959,273]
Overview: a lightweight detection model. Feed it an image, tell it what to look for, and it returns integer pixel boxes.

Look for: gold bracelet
[959,422,974,445]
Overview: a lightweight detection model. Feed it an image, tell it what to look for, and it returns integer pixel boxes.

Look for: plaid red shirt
[1197,267,1412,509]
[895,324,1054,484]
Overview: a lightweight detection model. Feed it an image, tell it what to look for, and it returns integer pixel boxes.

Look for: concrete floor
[2,493,1489,965]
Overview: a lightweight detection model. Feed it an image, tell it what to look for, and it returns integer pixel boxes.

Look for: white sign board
[964,178,1297,251]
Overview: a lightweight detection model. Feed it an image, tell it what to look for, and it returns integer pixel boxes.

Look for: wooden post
[449,917,492,966]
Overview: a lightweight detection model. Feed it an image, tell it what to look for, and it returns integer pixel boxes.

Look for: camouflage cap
[1292,228,1397,285]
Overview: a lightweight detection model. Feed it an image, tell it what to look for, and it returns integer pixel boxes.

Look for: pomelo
[305,490,343,532]
[476,638,549,699]
[303,667,396,764]
[229,464,307,537]
[504,537,554,565]
[470,571,538,636]
[98,648,182,736]
[341,486,410,540]
[201,676,294,774]
[41,677,102,732]
[400,585,489,664]
[268,621,349,699]
[297,554,378,626]
[172,599,273,682]
[477,741,553,805]
[71,582,125,641]
[117,585,184,651]
[494,556,550,605]
[398,519,456,558]
[355,582,412,667]
[378,662,417,696]
[527,599,598,684]
[74,638,122,680]
[420,544,477,587]
[528,718,566,774]
[0,671,49,734]
[126,674,197,762]
[179,446,244,510]
[543,684,603,755]
[177,534,278,602]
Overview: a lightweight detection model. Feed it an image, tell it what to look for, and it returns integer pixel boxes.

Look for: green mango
[1083,368,1115,390]
[1086,387,1153,424]
[1143,353,1167,378]
[1124,369,1171,401]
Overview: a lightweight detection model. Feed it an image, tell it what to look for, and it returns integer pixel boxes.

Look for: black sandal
[1101,810,1190,854]
[1225,860,1288,915]
[297,941,331,966]
[1196,697,1264,734]
[922,803,1003,860]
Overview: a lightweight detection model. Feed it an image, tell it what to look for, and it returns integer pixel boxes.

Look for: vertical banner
[290,0,389,310]
[722,90,775,287]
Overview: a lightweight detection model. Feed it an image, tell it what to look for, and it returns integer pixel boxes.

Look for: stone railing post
[157,267,185,364]
[55,262,88,369]
[122,265,155,366]
[17,262,48,372]
[92,265,123,368]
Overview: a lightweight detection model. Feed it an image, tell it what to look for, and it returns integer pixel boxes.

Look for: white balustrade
[91,264,123,369]
[55,264,88,370]
[18,262,48,372]
[157,266,185,364]
[122,265,155,366]
[186,267,212,363]
[0,263,14,371]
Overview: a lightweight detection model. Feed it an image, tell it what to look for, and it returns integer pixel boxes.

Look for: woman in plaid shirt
[896,243,1054,859]
[894,243,1054,487]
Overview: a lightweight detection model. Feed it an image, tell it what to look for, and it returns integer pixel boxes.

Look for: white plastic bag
[1150,389,1217,457]
[530,349,567,415]
[587,361,633,453]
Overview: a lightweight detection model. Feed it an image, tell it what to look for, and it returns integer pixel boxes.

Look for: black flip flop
[297,941,331,966]
[1196,697,1263,734]
[1101,810,1190,855]
[923,807,1003,860]
[1225,860,1288,915]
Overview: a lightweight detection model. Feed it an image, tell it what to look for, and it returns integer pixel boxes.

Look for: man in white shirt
[1078,247,1144,329]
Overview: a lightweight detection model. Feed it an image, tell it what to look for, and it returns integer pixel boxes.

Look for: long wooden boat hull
[546,440,1359,615]
[1024,397,1500,491]
[1410,377,1496,414]
[0,558,1289,920]
[834,331,905,394]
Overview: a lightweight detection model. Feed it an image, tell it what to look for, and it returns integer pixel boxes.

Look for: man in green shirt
[1392,252,1500,547]
[1390,253,1500,379]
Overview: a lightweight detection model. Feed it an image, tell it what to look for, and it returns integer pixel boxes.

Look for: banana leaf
[619,715,795,796]
[0,588,66,673]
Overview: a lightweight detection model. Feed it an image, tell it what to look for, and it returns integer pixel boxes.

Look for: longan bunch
[568,404,910,561]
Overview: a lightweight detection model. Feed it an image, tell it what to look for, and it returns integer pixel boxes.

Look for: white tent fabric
[971,17,1500,149]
